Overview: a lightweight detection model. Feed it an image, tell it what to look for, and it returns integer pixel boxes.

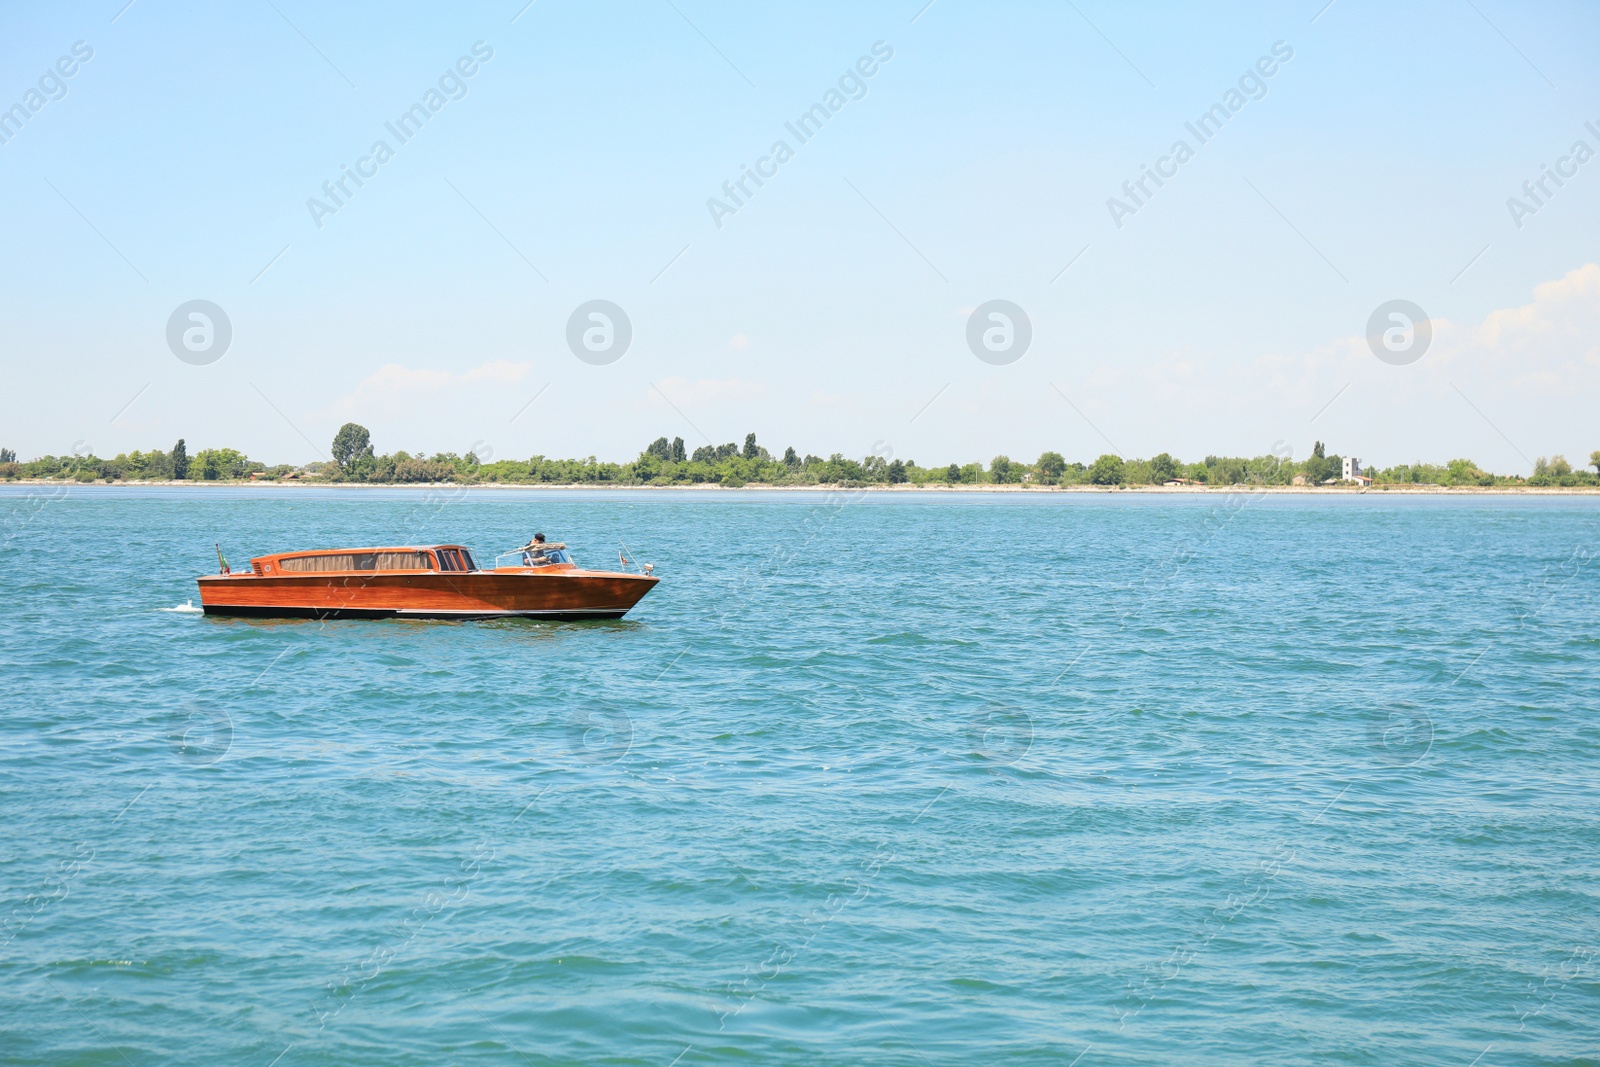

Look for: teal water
[3,486,1598,1066]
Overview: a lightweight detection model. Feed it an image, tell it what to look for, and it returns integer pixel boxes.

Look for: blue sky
[2,0,1597,472]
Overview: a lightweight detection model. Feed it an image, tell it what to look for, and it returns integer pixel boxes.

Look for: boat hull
[196,570,658,621]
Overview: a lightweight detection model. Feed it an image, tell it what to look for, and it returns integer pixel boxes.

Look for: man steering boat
[518,533,571,566]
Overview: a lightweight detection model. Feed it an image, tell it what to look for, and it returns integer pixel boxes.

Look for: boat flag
[215,543,230,575]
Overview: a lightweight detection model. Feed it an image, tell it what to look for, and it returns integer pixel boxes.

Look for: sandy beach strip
[6,479,1600,495]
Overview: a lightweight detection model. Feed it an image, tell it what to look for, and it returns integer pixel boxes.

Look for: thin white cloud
[650,376,768,407]
[805,389,854,411]
[1454,262,1600,377]
[1133,262,1600,417]
[325,360,531,418]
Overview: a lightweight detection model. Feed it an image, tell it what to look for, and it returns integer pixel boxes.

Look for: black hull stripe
[202,605,630,621]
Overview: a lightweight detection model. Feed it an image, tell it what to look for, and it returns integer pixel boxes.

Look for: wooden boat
[196,543,658,620]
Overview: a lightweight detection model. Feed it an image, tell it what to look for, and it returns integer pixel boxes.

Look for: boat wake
[159,600,205,614]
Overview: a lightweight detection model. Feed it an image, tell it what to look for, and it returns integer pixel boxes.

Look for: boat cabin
[247,545,478,576]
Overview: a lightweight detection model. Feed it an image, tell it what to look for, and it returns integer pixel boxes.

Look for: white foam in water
[159,600,204,614]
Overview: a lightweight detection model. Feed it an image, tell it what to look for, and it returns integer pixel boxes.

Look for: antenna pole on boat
[617,539,652,576]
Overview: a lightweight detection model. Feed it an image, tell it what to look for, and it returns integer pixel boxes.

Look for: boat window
[457,549,477,571]
[279,554,360,572]
[436,549,463,572]
[275,551,434,572]
[374,551,432,571]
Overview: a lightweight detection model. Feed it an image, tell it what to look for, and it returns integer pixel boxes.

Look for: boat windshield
[495,546,573,569]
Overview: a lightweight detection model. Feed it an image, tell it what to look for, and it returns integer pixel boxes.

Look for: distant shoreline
[7,479,1600,495]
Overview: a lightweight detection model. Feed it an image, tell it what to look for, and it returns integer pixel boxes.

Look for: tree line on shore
[4,425,1599,488]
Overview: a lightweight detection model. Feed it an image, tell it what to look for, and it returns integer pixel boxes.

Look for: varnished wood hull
[196,570,658,621]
